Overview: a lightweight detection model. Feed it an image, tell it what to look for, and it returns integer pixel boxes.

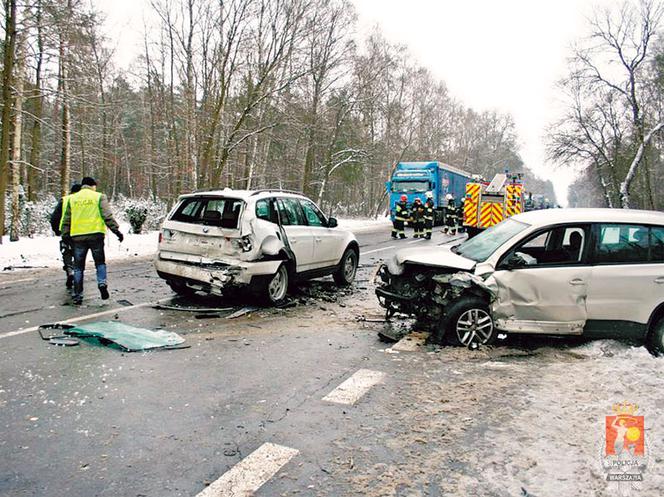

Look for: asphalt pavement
[0,225,462,497]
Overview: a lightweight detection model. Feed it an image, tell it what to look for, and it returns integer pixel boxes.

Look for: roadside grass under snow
[0,217,390,270]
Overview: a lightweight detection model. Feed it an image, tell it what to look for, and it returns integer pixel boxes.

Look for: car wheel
[333,248,358,286]
[167,279,196,297]
[647,318,664,356]
[436,296,496,347]
[263,264,289,305]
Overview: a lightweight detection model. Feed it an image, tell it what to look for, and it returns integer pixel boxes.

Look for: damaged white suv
[155,189,359,304]
[376,208,664,354]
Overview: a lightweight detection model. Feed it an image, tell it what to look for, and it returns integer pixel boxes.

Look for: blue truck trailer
[387,161,473,223]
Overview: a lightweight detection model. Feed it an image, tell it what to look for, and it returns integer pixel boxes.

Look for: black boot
[99,284,109,300]
[66,275,74,289]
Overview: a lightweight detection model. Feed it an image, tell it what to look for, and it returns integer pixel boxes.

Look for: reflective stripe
[69,189,106,236]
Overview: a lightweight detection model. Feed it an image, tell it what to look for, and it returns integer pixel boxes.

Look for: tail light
[158,232,163,244]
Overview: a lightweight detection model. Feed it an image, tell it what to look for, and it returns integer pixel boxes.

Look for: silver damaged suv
[155,189,359,304]
[375,208,664,354]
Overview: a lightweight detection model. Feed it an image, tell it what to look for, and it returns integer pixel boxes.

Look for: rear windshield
[170,196,244,229]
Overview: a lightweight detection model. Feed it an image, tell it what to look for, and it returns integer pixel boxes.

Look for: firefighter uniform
[443,195,457,235]
[411,198,425,238]
[455,199,465,233]
[392,197,409,239]
[424,196,434,240]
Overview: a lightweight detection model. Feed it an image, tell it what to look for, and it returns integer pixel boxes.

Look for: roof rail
[249,189,304,196]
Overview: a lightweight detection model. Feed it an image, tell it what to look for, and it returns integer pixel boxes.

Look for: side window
[299,200,327,227]
[276,198,306,226]
[509,225,587,266]
[594,224,649,264]
[255,199,271,222]
[652,227,664,262]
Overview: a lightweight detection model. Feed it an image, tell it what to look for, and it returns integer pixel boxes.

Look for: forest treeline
[549,0,664,209]
[0,0,554,240]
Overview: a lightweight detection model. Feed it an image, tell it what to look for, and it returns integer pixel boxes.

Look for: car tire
[436,296,496,347]
[260,263,289,306]
[647,318,664,356]
[166,279,196,297]
[333,248,358,286]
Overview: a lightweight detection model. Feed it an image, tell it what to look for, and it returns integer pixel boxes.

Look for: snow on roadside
[1,224,158,271]
[1,217,390,270]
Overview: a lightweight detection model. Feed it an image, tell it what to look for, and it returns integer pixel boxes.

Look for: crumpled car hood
[387,245,476,275]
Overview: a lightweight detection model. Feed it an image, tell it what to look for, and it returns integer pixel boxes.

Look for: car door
[298,198,343,269]
[491,224,592,334]
[585,223,664,335]
[276,197,314,272]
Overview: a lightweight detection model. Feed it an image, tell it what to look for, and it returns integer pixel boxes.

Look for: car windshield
[392,181,429,193]
[454,218,530,262]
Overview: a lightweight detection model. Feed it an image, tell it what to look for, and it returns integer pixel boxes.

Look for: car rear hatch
[159,195,250,263]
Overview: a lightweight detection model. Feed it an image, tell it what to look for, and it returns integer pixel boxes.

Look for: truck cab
[387,161,472,223]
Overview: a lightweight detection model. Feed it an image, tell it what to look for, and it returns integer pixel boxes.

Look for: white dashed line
[322,369,386,405]
[195,442,299,497]
[362,245,396,255]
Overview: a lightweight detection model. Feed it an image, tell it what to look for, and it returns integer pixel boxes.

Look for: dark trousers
[424,217,434,238]
[392,219,406,238]
[413,219,424,237]
[72,235,107,298]
[60,239,74,276]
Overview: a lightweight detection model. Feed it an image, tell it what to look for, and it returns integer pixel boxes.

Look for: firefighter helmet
[400,195,407,201]
[425,191,433,199]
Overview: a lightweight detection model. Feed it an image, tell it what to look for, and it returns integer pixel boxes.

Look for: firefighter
[455,198,465,233]
[411,197,425,238]
[391,194,409,239]
[61,177,124,305]
[424,191,435,240]
[50,183,81,289]
[442,193,457,235]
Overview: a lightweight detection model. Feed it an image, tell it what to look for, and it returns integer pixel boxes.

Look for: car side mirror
[327,217,338,228]
[504,252,528,270]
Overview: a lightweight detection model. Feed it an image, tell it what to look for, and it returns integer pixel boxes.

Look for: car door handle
[655,277,664,284]
[290,239,298,244]
[314,237,322,243]
[569,278,585,286]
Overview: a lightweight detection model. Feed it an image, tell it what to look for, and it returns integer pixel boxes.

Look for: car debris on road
[38,321,187,352]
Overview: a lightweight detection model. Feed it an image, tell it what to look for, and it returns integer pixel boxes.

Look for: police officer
[443,193,457,235]
[411,197,425,238]
[61,177,123,305]
[424,191,435,240]
[392,194,409,239]
[50,183,81,289]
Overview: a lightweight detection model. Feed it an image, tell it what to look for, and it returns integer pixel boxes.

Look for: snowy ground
[0,217,390,270]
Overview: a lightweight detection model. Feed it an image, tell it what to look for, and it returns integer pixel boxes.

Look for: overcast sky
[94,0,616,205]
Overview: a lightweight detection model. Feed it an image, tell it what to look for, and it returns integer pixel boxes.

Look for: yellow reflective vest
[68,188,106,236]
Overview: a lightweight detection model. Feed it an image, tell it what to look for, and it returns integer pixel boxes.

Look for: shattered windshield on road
[454,218,530,262]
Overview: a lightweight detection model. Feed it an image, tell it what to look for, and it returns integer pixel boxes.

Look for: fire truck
[463,172,525,238]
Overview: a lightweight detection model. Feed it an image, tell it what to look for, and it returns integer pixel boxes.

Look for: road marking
[390,331,429,352]
[195,442,299,497]
[407,239,426,244]
[0,277,36,287]
[0,299,170,340]
[363,245,396,255]
[323,369,386,405]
